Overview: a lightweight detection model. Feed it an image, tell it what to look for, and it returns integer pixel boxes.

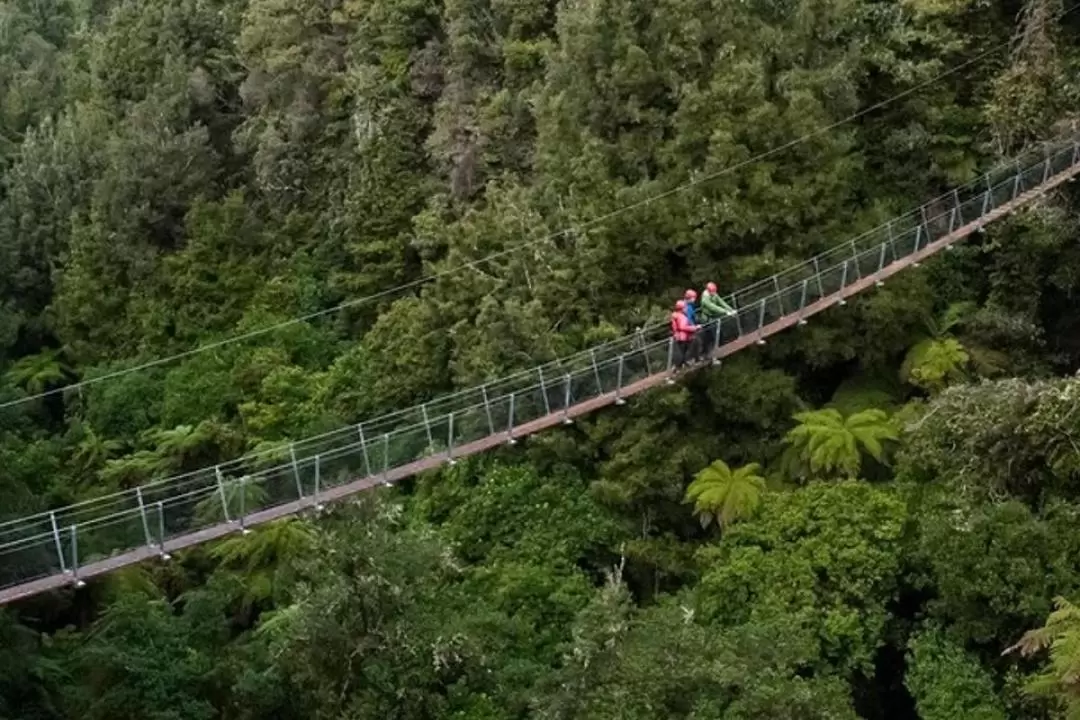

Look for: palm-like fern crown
[1008,597,1080,715]
[685,459,766,528]
[902,301,1010,392]
[5,350,68,395]
[783,408,898,480]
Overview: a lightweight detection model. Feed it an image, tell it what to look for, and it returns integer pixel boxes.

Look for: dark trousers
[699,320,718,360]
[674,340,693,369]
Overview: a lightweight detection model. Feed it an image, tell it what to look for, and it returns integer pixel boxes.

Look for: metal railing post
[356,424,373,478]
[506,393,517,444]
[756,298,767,344]
[537,368,552,415]
[666,337,674,371]
[481,385,495,435]
[562,375,573,425]
[980,174,992,218]
[136,487,153,550]
[875,242,887,287]
[69,525,83,587]
[215,466,232,523]
[421,403,434,450]
[949,189,961,232]
[849,240,861,279]
[590,349,603,393]
[1012,160,1022,198]
[313,455,323,510]
[447,412,456,463]
[382,433,391,483]
[919,206,932,242]
[157,501,170,559]
[797,279,809,326]
[837,261,849,305]
[237,476,249,533]
[614,355,626,405]
[289,444,304,499]
[49,511,68,575]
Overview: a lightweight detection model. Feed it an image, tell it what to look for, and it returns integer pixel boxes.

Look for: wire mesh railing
[1,136,1078,599]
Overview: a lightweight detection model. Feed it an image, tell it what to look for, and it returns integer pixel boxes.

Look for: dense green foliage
[4,0,1080,716]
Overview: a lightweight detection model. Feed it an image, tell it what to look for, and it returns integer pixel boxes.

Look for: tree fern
[782,408,898,482]
[1007,596,1080,718]
[684,459,766,529]
[4,350,70,395]
[901,337,970,393]
[72,426,124,476]
[902,301,1011,393]
[208,520,317,606]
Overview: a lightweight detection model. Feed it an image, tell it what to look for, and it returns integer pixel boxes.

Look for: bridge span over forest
[2,138,1079,606]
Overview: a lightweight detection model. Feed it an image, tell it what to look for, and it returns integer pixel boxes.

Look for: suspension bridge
[1,138,1078,606]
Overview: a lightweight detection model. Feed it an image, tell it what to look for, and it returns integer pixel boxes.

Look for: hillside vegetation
[4,0,1080,716]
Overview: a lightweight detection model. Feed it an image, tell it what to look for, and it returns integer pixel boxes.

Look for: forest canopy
[4,0,1080,717]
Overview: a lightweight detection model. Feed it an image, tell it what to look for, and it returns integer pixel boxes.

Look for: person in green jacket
[698,282,736,362]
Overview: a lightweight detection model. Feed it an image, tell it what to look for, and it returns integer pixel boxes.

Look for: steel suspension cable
[5,7,1075,410]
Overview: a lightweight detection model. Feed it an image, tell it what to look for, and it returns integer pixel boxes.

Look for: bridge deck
[1,141,1078,605]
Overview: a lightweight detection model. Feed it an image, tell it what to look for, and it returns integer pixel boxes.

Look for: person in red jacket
[669,299,700,379]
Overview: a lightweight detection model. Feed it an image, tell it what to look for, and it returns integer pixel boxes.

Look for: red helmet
[706,282,717,294]
[684,288,697,301]
[675,299,687,310]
